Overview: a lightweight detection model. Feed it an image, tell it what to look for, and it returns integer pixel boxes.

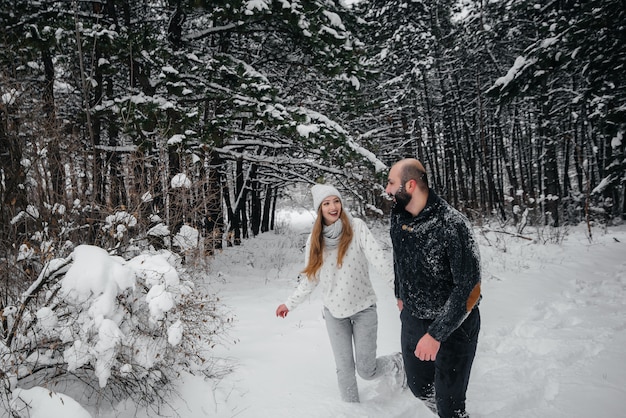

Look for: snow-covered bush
[1,244,229,414]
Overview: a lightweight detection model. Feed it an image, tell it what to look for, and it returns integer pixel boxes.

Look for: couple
[276,158,482,418]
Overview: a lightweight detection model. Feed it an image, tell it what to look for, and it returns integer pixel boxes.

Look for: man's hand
[397,299,403,311]
[414,333,440,361]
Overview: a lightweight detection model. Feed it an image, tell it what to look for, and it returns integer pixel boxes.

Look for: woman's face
[320,196,342,225]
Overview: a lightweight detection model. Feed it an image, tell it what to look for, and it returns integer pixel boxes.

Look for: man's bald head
[395,158,428,191]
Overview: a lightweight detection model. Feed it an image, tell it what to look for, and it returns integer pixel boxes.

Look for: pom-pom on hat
[311,184,342,212]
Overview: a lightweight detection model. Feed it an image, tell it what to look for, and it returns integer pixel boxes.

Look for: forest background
[1,0,625,414]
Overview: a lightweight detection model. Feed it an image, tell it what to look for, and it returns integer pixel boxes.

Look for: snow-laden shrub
[10,387,91,418]
[1,244,229,413]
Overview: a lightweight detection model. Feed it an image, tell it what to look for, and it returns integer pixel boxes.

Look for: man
[385,158,481,418]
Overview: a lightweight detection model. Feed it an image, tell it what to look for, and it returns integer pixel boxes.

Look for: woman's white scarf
[323,213,351,249]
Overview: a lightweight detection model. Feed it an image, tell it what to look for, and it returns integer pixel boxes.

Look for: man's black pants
[400,308,480,418]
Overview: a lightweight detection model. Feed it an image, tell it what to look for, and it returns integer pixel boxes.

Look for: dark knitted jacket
[390,190,481,342]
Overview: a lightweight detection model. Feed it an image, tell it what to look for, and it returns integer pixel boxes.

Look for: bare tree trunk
[250,174,261,236]
[0,104,28,234]
[205,149,224,253]
[40,46,66,207]
[420,71,440,188]
[538,93,561,226]
[73,3,102,210]
[261,184,273,233]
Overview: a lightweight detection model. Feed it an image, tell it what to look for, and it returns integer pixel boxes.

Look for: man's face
[385,165,411,210]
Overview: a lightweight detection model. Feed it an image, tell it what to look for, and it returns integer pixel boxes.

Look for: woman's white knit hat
[311,184,342,211]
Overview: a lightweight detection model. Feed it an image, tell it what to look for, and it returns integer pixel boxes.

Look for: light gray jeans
[323,304,392,402]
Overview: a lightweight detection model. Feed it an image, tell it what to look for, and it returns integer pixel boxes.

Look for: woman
[276,184,404,402]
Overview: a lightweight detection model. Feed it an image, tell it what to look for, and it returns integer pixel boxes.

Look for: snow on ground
[6,208,626,417]
[112,210,625,418]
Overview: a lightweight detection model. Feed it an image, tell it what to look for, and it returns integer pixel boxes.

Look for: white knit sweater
[284,217,394,318]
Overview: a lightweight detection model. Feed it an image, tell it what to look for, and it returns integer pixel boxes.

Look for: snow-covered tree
[486,0,626,224]
[0,0,381,293]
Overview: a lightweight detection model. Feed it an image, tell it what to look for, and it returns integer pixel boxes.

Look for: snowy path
[472,228,626,418]
[204,225,428,418]
[107,219,626,418]
[194,220,626,418]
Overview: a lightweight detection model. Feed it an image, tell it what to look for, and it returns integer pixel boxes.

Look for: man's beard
[392,187,411,212]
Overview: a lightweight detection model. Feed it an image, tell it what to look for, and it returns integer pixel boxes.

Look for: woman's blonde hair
[301,207,353,280]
